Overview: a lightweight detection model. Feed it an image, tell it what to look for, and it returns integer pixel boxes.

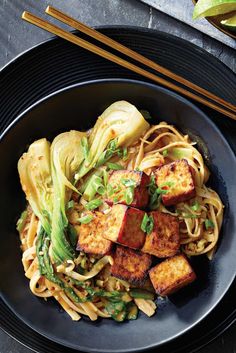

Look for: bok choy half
[75,101,150,179]
[50,130,86,264]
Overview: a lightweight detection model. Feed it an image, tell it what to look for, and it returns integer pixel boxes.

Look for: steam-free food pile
[17,101,223,322]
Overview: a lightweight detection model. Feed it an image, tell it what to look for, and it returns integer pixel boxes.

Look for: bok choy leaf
[17,138,53,235]
[75,101,149,179]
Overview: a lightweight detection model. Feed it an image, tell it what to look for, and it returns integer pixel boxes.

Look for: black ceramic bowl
[0,79,235,353]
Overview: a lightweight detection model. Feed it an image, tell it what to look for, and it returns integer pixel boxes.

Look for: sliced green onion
[156,181,175,195]
[113,196,119,203]
[121,178,137,187]
[93,178,106,196]
[107,184,115,196]
[107,162,124,170]
[149,191,161,210]
[141,214,154,234]
[124,187,134,205]
[146,215,154,234]
[172,147,192,159]
[127,303,138,320]
[205,219,215,229]
[148,175,157,194]
[190,201,200,211]
[108,138,118,151]
[122,147,128,160]
[16,210,28,232]
[81,136,89,159]
[85,198,103,210]
[83,174,105,200]
[78,215,94,224]
[103,169,108,187]
[129,289,154,300]
[66,200,75,210]
[95,149,114,167]
[181,213,198,219]
[160,181,175,187]
[163,149,168,157]
[141,213,149,232]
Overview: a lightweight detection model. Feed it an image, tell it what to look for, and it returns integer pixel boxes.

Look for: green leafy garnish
[163,149,168,157]
[141,213,154,234]
[107,162,124,170]
[85,198,103,210]
[205,219,215,229]
[78,215,94,224]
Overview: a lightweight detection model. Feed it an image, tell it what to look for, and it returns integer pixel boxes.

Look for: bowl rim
[0,77,236,353]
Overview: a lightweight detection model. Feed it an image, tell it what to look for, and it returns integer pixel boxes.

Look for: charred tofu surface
[155,159,195,206]
[77,212,112,255]
[107,170,149,208]
[142,211,180,258]
[103,204,146,249]
[111,246,152,285]
[149,254,196,296]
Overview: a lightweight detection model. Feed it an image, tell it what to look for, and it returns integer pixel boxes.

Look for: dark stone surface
[0,0,235,352]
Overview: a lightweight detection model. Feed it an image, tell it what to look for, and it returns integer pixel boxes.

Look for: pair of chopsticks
[22,6,236,121]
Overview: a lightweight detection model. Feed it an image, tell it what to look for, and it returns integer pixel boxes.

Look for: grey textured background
[0,0,235,352]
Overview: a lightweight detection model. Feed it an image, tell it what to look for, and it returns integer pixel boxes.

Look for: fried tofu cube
[106,170,150,208]
[111,246,152,285]
[149,254,196,296]
[76,211,112,255]
[155,159,195,206]
[142,211,180,258]
[103,204,146,249]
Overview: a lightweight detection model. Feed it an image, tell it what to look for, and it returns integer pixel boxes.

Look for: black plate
[0,27,236,353]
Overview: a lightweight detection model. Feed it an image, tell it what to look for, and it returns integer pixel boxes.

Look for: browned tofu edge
[155,159,196,206]
[142,211,180,258]
[149,254,196,296]
[111,245,152,285]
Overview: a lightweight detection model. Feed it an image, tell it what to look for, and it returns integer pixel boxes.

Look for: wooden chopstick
[21,11,236,121]
[45,6,236,115]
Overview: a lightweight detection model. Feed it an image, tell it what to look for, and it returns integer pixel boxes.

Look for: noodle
[17,120,224,321]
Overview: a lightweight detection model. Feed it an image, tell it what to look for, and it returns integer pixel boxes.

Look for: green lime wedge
[193,0,236,19]
[221,13,236,31]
